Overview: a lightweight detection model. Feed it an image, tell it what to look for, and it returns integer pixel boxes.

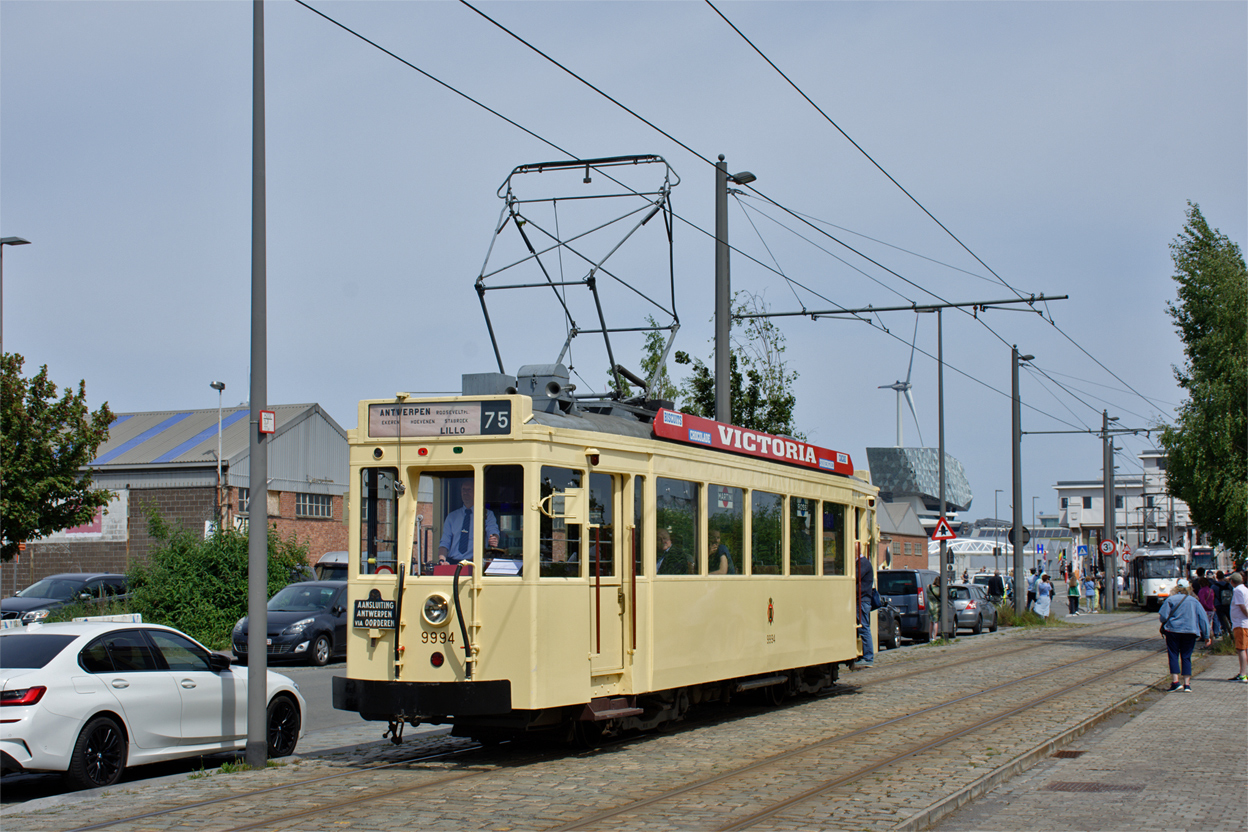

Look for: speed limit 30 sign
[1100,539,1116,556]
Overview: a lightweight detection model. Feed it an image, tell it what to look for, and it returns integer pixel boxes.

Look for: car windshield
[0,634,77,668]
[15,578,86,601]
[267,584,337,612]
[877,573,918,595]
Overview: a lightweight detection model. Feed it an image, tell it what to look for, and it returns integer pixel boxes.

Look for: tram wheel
[571,720,605,748]
[762,681,788,707]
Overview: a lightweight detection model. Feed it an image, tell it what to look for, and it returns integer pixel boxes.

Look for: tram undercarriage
[337,663,841,745]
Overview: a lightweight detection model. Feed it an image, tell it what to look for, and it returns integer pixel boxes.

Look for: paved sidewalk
[929,654,1248,832]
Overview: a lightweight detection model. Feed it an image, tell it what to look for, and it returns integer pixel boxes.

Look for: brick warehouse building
[1,403,348,597]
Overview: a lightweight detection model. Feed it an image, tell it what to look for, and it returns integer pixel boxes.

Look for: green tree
[126,507,309,648]
[610,315,680,401]
[675,291,803,439]
[1158,202,1247,557]
[1,353,115,561]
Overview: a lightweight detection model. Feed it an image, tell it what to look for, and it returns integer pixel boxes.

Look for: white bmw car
[0,616,305,789]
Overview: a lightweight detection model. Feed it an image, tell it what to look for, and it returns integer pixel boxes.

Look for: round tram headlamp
[422,593,451,626]
[373,448,384,459]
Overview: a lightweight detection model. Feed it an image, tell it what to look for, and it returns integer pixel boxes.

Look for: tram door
[588,472,625,675]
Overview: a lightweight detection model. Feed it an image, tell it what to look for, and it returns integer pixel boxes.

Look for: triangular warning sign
[932,517,957,541]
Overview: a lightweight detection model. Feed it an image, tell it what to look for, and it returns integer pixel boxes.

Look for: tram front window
[360,467,399,575]
[412,467,523,576]
[1138,558,1182,579]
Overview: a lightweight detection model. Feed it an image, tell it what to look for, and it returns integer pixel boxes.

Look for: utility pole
[937,309,953,638]
[1102,410,1119,610]
[713,156,755,424]
[1011,346,1032,616]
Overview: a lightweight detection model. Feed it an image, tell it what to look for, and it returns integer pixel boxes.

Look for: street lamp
[0,236,32,356]
[714,155,756,424]
[211,381,225,524]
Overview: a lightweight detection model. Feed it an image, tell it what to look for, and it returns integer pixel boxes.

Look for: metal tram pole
[1011,346,1032,616]
[937,309,953,639]
[245,0,270,770]
[713,156,755,425]
[1102,410,1119,611]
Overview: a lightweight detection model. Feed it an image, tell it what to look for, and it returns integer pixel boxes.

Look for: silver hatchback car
[949,583,999,634]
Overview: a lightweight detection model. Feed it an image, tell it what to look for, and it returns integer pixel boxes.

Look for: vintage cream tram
[332,365,879,741]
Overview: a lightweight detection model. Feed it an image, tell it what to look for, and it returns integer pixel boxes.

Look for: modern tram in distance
[332,365,878,742]
[1130,549,1185,610]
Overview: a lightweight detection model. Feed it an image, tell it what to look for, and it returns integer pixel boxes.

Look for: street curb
[891,656,1210,831]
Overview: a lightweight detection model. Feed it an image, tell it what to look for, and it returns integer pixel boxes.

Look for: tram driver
[438,479,500,564]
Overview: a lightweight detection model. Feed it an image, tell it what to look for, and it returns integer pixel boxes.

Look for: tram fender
[333,676,512,719]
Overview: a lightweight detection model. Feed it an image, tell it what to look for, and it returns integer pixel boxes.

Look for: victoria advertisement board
[651,409,854,476]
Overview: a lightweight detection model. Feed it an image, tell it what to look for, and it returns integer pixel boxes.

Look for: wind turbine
[879,317,925,447]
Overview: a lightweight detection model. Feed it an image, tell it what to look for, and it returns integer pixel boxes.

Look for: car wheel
[66,715,127,790]
[989,614,999,632]
[266,695,301,758]
[887,618,900,650]
[310,634,331,667]
[972,615,983,635]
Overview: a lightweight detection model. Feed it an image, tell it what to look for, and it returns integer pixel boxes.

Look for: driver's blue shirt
[438,505,500,563]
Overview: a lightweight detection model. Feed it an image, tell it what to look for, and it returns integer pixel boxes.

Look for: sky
[3,1,1245,528]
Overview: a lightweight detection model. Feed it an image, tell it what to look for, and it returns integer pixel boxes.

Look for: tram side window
[633,476,645,577]
[822,502,847,576]
[656,477,699,575]
[540,466,583,578]
[706,484,742,575]
[751,491,783,575]
[587,473,615,578]
[360,468,399,575]
[790,497,816,575]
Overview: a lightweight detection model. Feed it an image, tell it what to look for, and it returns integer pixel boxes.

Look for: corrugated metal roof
[89,404,345,469]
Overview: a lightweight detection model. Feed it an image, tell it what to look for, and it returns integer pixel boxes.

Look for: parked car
[877,568,938,642]
[876,601,901,650]
[314,550,349,581]
[971,573,1014,602]
[0,573,129,625]
[233,581,347,666]
[949,583,999,634]
[0,616,304,789]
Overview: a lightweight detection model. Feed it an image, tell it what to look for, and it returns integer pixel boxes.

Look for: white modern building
[1054,449,1193,554]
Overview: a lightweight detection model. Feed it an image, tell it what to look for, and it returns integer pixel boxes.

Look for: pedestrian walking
[1026,568,1038,611]
[1196,577,1220,638]
[1034,574,1053,618]
[1068,575,1081,616]
[1228,572,1248,683]
[1083,574,1096,613]
[1213,571,1234,637]
[927,577,942,640]
[1158,579,1210,692]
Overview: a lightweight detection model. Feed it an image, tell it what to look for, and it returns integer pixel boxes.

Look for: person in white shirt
[1228,572,1248,683]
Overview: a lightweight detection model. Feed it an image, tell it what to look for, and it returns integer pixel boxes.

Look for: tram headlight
[422,593,451,626]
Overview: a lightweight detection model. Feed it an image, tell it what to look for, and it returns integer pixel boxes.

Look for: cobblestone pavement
[3,614,1233,832]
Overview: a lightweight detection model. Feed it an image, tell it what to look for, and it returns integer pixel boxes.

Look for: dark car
[877,568,938,642]
[0,573,129,625]
[232,581,347,666]
[876,601,901,650]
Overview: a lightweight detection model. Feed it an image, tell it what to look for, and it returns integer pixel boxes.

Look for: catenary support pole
[714,155,730,424]
[1011,346,1027,615]
[246,0,270,770]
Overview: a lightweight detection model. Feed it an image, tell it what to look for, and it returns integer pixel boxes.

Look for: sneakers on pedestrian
[1229,674,1248,683]
[1166,682,1182,692]
[858,662,874,669]
[1182,684,1192,692]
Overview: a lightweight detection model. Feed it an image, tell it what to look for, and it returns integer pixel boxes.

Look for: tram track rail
[46,618,1158,832]
[554,635,1163,831]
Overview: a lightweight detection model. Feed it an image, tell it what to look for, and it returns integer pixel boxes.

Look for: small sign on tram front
[353,589,397,629]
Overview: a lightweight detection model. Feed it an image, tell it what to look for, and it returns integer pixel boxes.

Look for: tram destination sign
[368,400,511,438]
[652,409,854,477]
[353,590,397,629]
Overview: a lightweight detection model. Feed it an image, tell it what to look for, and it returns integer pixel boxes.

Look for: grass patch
[1210,633,1238,656]
[218,758,248,774]
[997,605,1072,629]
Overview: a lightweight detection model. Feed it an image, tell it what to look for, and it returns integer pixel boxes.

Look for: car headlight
[233,618,246,635]
[422,594,450,626]
[282,617,315,635]
[22,609,50,624]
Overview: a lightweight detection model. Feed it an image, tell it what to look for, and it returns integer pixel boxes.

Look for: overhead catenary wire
[295,0,1161,437]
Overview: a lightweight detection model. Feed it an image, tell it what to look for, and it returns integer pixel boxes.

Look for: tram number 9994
[766,634,776,644]
[422,631,455,644]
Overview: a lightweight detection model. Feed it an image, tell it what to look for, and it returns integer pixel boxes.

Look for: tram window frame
[655,477,699,576]
[706,484,743,575]
[540,466,584,578]
[751,490,784,575]
[789,497,816,575]
[587,472,616,579]
[822,501,848,577]
[483,465,524,578]
[632,475,646,577]
[360,467,399,575]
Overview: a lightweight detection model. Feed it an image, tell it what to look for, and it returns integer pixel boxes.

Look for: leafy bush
[126,507,308,649]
